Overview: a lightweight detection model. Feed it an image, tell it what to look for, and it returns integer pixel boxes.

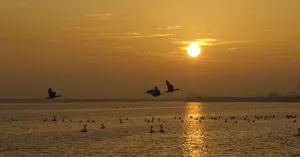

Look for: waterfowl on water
[149,126,154,133]
[80,125,87,132]
[52,116,56,121]
[101,124,105,129]
[159,124,165,133]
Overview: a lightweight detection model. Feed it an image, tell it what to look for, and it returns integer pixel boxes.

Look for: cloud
[116,46,133,49]
[84,13,111,20]
[179,38,246,46]
[157,25,182,30]
[66,27,102,31]
[135,51,185,60]
[166,25,182,30]
[115,46,133,52]
[229,47,238,51]
[111,33,174,39]
[151,34,174,37]
[120,12,130,19]
[124,32,141,35]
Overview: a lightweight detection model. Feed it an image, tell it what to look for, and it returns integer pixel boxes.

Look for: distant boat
[145,86,163,97]
[165,80,179,93]
[46,88,61,99]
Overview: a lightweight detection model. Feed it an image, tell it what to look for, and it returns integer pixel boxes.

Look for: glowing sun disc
[187,44,201,57]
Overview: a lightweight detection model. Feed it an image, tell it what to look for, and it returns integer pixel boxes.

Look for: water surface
[0,102,299,157]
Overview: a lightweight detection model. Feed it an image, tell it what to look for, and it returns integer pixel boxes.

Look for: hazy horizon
[1,0,300,99]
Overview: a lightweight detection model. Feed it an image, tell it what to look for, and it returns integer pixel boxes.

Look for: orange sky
[1,0,300,98]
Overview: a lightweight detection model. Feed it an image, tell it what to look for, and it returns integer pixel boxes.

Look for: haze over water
[1,102,300,157]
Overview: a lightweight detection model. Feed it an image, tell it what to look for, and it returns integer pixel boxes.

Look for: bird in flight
[165,80,180,93]
[46,88,61,99]
[145,86,163,97]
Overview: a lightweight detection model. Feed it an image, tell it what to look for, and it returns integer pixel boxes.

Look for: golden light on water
[187,42,201,57]
[182,102,206,156]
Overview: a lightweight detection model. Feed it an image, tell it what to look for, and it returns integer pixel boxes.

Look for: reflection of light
[181,102,206,156]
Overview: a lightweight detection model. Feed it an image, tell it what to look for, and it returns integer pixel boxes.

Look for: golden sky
[1,0,300,98]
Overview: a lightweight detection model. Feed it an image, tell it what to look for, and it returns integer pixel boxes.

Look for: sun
[187,42,201,57]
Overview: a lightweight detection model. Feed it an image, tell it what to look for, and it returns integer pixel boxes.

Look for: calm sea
[0,102,299,157]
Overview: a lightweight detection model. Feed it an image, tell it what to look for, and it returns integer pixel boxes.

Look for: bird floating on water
[159,124,165,133]
[52,116,56,121]
[149,126,154,133]
[295,128,300,136]
[80,124,87,132]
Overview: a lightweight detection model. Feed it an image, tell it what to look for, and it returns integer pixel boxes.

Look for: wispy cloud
[84,13,111,20]
[120,12,130,19]
[135,51,185,60]
[229,47,239,51]
[112,33,174,39]
[116,46,133,49]
[151,34,174,37]
[115,46,133,52]
[166,25,182,30]
[179,38,246,46]
[157,25,182,30]
[66,27,102,31]
[124,32,141,35]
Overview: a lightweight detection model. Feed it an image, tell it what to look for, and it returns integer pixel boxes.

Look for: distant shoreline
[0,96,300,103]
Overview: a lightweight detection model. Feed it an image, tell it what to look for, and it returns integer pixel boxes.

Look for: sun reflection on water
[181,102,207,156]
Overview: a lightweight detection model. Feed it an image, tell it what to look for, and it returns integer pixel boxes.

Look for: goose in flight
[165,80,179,93]
[145,86,163,97]
[46,88,61,99]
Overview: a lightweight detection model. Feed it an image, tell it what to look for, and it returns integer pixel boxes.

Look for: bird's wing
[145,89,153,93]
[166,80,174,90]
[48,88,53,97]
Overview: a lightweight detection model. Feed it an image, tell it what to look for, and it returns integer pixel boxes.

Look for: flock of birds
[41,80,300,135]
[40,115,166,133]
[144,80,180,97]
[42,116,105,132]
[37,113,300,135]
[37,80,178,133]
[46,80,179,99]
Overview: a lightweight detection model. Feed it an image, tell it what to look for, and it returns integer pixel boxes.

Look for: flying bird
[46,88,61,99]
[145,86,163,97]
[165,80,180,93]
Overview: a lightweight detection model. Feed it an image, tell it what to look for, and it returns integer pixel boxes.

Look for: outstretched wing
[166,80,174,91]
[48,88,53,97]
[52,92,56,97]
[145,89,154,94]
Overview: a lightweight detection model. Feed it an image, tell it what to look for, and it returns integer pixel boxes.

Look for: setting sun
[187,42,201,57]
